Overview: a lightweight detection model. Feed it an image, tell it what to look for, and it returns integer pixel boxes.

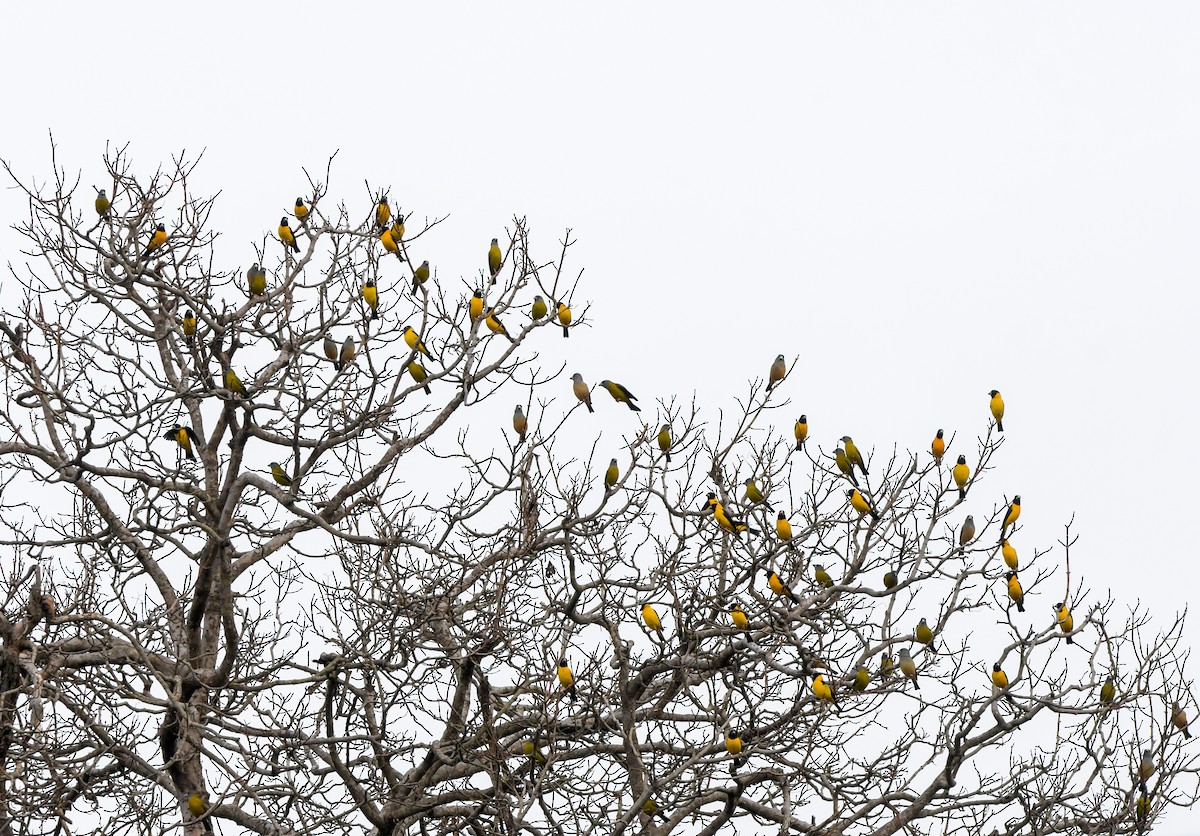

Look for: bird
[812,673,838,706]
[847,488,880,521]
[599,380,640,411]
[557,658,576,702]
[513,406,527,444]
[375,196,391,229]
[767,570,797,603]
[883,569,898,589]
[853,666,870,692]
[247,263,266,296]
[657,424,672,462]
[269,462,293,488]
[363,279,379,320]
[488,238,502,282]
[640,798,666,822]
[794,415,808,450]
[1136,793,1151,833]
[187,792,212,833]
[880,653,895,679]
[989,389,1005,432]
[571,374,593,413]
[1001,539,1018,570]
[641,602,662,635]
[1000,496,1022,539]
[182,309,197,346]
[743,478,774,511]
[278,217,299,253]
[898,648,919,690]
[339,337,356,371]
[952,455,970,500]
[402,326,432,358]
[767,354,786,392]
[1100,677,1116,705]
[95,189,110,218]
[730,603,751,641]
[411,260,430,294]
[391,216,405,242]
[1173,700,1191,739]
[915,618,935,648]
[713,500,757,536]
[834,448,859,487]
[726,729,745,770]
[531,295,548,320]
[931,429,945,465]
[324,334,338,367]
[958,515,975,554]
[380,227,402,259]
[1139,749,1155,793]
[408,361,431,395]
[144,223,167,257]
[1055,602,1074,643]
[163,425,199,461]
[841,436,868,476]
[557,302,571,337]
[991,662,1016,704]
[469,288,484,323]
[294,197,309,224]
[485,308,513,341]
[224,369,249,398]
[1006,572,1025,613]
[813,564,833,589]
[604,458,619,492]
[523,739,548,770]
[775,511,794,546]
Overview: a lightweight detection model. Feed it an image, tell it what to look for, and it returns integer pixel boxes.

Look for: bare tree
[0,146,1194,836]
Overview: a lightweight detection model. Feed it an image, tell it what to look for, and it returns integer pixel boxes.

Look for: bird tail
[568,685,577,703]
[665,451,672,463]
[850,472,859,487]
[766,502,776,513]
[586,402,594,413]
[746,526,761,536]
[423,384,432,396]
[1185,728,1193,740]
[185,448,195,462]
[796,440,802,451]
[959,487,966,500]
[870,509,880,521]
[1140,778,1147,794]
[627,402,641,412]
[1005,694,1016,706]
[1066,635,1074,645]
[519,431,526,444]
[371,310,379,321]
[562,326,569,338]
[861,463,869,476]
[912,676,920,691]
[787,592,797,604]
[1017,600,1025,613]
[997,420,1004,432]
[335,361,343,372]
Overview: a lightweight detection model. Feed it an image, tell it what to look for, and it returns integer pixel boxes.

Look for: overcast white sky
[1,2,1197,830]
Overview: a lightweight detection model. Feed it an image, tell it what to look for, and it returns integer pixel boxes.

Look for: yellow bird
[604,458,619,491]
[884,569,898,589]
[571,373,593,413]
[714,500,757,536]
[469,288,484,323]
[380,227,402,259]
[1055,602,1074,643]
[1001,539,1018,570]
[269,462,293,488]
[278,217,299,253]
[187,791,207,818]
[513,405,527,444]
[363,279,379,320]
[556,658,576,702]
[1173,700,1192,739]
[1000,496,1021,539]
[813,564,833,589]
[1136,793,1150,833]
[931,429,945,465]
[408,361,431,395]
[952,455,970,500]
[599,380,641,411]
[224,369,249,398]
[989,389,1005,432]
[641,602,662,634]
[847,488,880,521]
[811,673,837,706]
[1006,572,1025,613]
[726,729,745,769]
[640,798,666,821]
[775,511,793,545]
[657,424,672,462]
[531,294,548,320]
[402,325,432,358]
[841,436,868,476]
[853,666,870,692]
[991,662,1016,704]
[834,448,859,487]
[794,415,808,450]
[915,617,934,647]
[743,478,774,511]
[294,197,310,224]
[766,354,786,392]
[391,216,405,242]
[556,302,571,337]
[1100,676,1116,705]
[182,309,197,346]
[247,262,266,296]
[375,196,391,229]
[485,308,514,342]
[767,570,797,603]
[898,648,919,690]
[880,653,895,679]
[144,223,167,257]
[730,603,751,639]
[95,189,110,218]
[523,739,547,766]
[339,337,356,371]
[163,425,199,462]
[488,238,503,282]
[411,260,430,294]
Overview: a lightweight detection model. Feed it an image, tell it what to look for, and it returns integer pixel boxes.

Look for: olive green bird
[833,448,859,487]
[599,380,641,411]
[840,436,868,476]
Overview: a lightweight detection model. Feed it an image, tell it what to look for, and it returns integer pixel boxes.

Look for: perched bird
[485,308,513,342]
[380,226,402,259]
[915,618,935,648]
[883,569,898,589]
[1136,793,1151,833]
[713,500,757,536]
[557,658,576,702]
[853,666,870,692]
[408,361,431,395]
[1172,700,1192,739]
[812,673,837,706]
[571,373,593,413]
[294,197,310,224]
[523,739,548,769]
[880,653,895,679]
[469,288,484,323]
[767,354,786,392]
[1006,572,1025,613]
[163,425,199,461]
[1139,749,1155,793]
[931,429,945,465]
[898,648,919,690]
[743,478,774,511]
[247,263,266,296]
[726,729,745,769]
[657,424,672,462]
[641,602,662,635]
[95,189,110,218]
[144,223,167,257]
[958,515,975,554]
[640,799,666,821]
[391,216,405,242]
[269,462,293,488]
[1000,496,1022,539]
[402,325,432,358]
[182,309,197,346]
[531,294,548,320]
[834,448,859,487]
[989,389,1005,432]
[604,458,619,491]
[488,238,503,282]
[224,369,249,398]
[730,603,751,641]
[513,405,527,444]
[599,380,641,411]
[324,334,338,367]
[279,217,300,253]
[1055,602,1074,643]
[557,302,572,337]
[847,488,880,521]
[375,196,391,229]
[991,662,1016,704]
[841,436,868,476]
[1100,676,1116,705]
[411,260,430,294]
[794,415,808,450]
[767,570,797,603]
[952,455,970,500]
[187,791,208,818]
[363,279,379,320]
[339,337,356,371]
[813,564,833,589]
[1001,539,1019,571]
[775,511,794,546]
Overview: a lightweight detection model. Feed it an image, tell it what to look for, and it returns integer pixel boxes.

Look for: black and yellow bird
[557,302,571,337]
[775,511,794,547]
[411,260,430,294]
[991,662,1016,704]
[144,223,167,257]
[834,448,859,487]
[182,309,197,346]
[488,238,503,283]
[1055,602,1074,643]
[469,288,485,323]
[989,389,1005,432]
[571,373,593,413]
[224,369,249,399]
[794,415,808,450]
[187,792,213,834]
[812,673,838,707]
[381,226,403,259]
[391,216,405,242]
[375,196,391,229]
[1000,496,1021,540]
[713,498,758,536]
[408,361,431,395]
[485,308,514,342]
[931,429,945,465]
[730,603,751,641]
[599,380,640,411]
[658,424,672,462]
[269,462,294,488]
[163,425,200,461]
[363,279,379,320]
[523,739,548,775]
[557,658,576,702]
[95,189,110,218]
[1001,539,1018,570]
[278,217,299,253]
[726,729,745,770]
[767,570,797,603]
[744,478,774,511]
[767,354,786,392]
[841,436,868,476]
[339,337,356,371]
[294,197,310,225]
[847,488,880,521]
[531,294,547,320]
[640,602,662,635]
[513,405,527,444]
[1006,571,1025,613]
[952,455,970,500]
[247,263,266,296]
